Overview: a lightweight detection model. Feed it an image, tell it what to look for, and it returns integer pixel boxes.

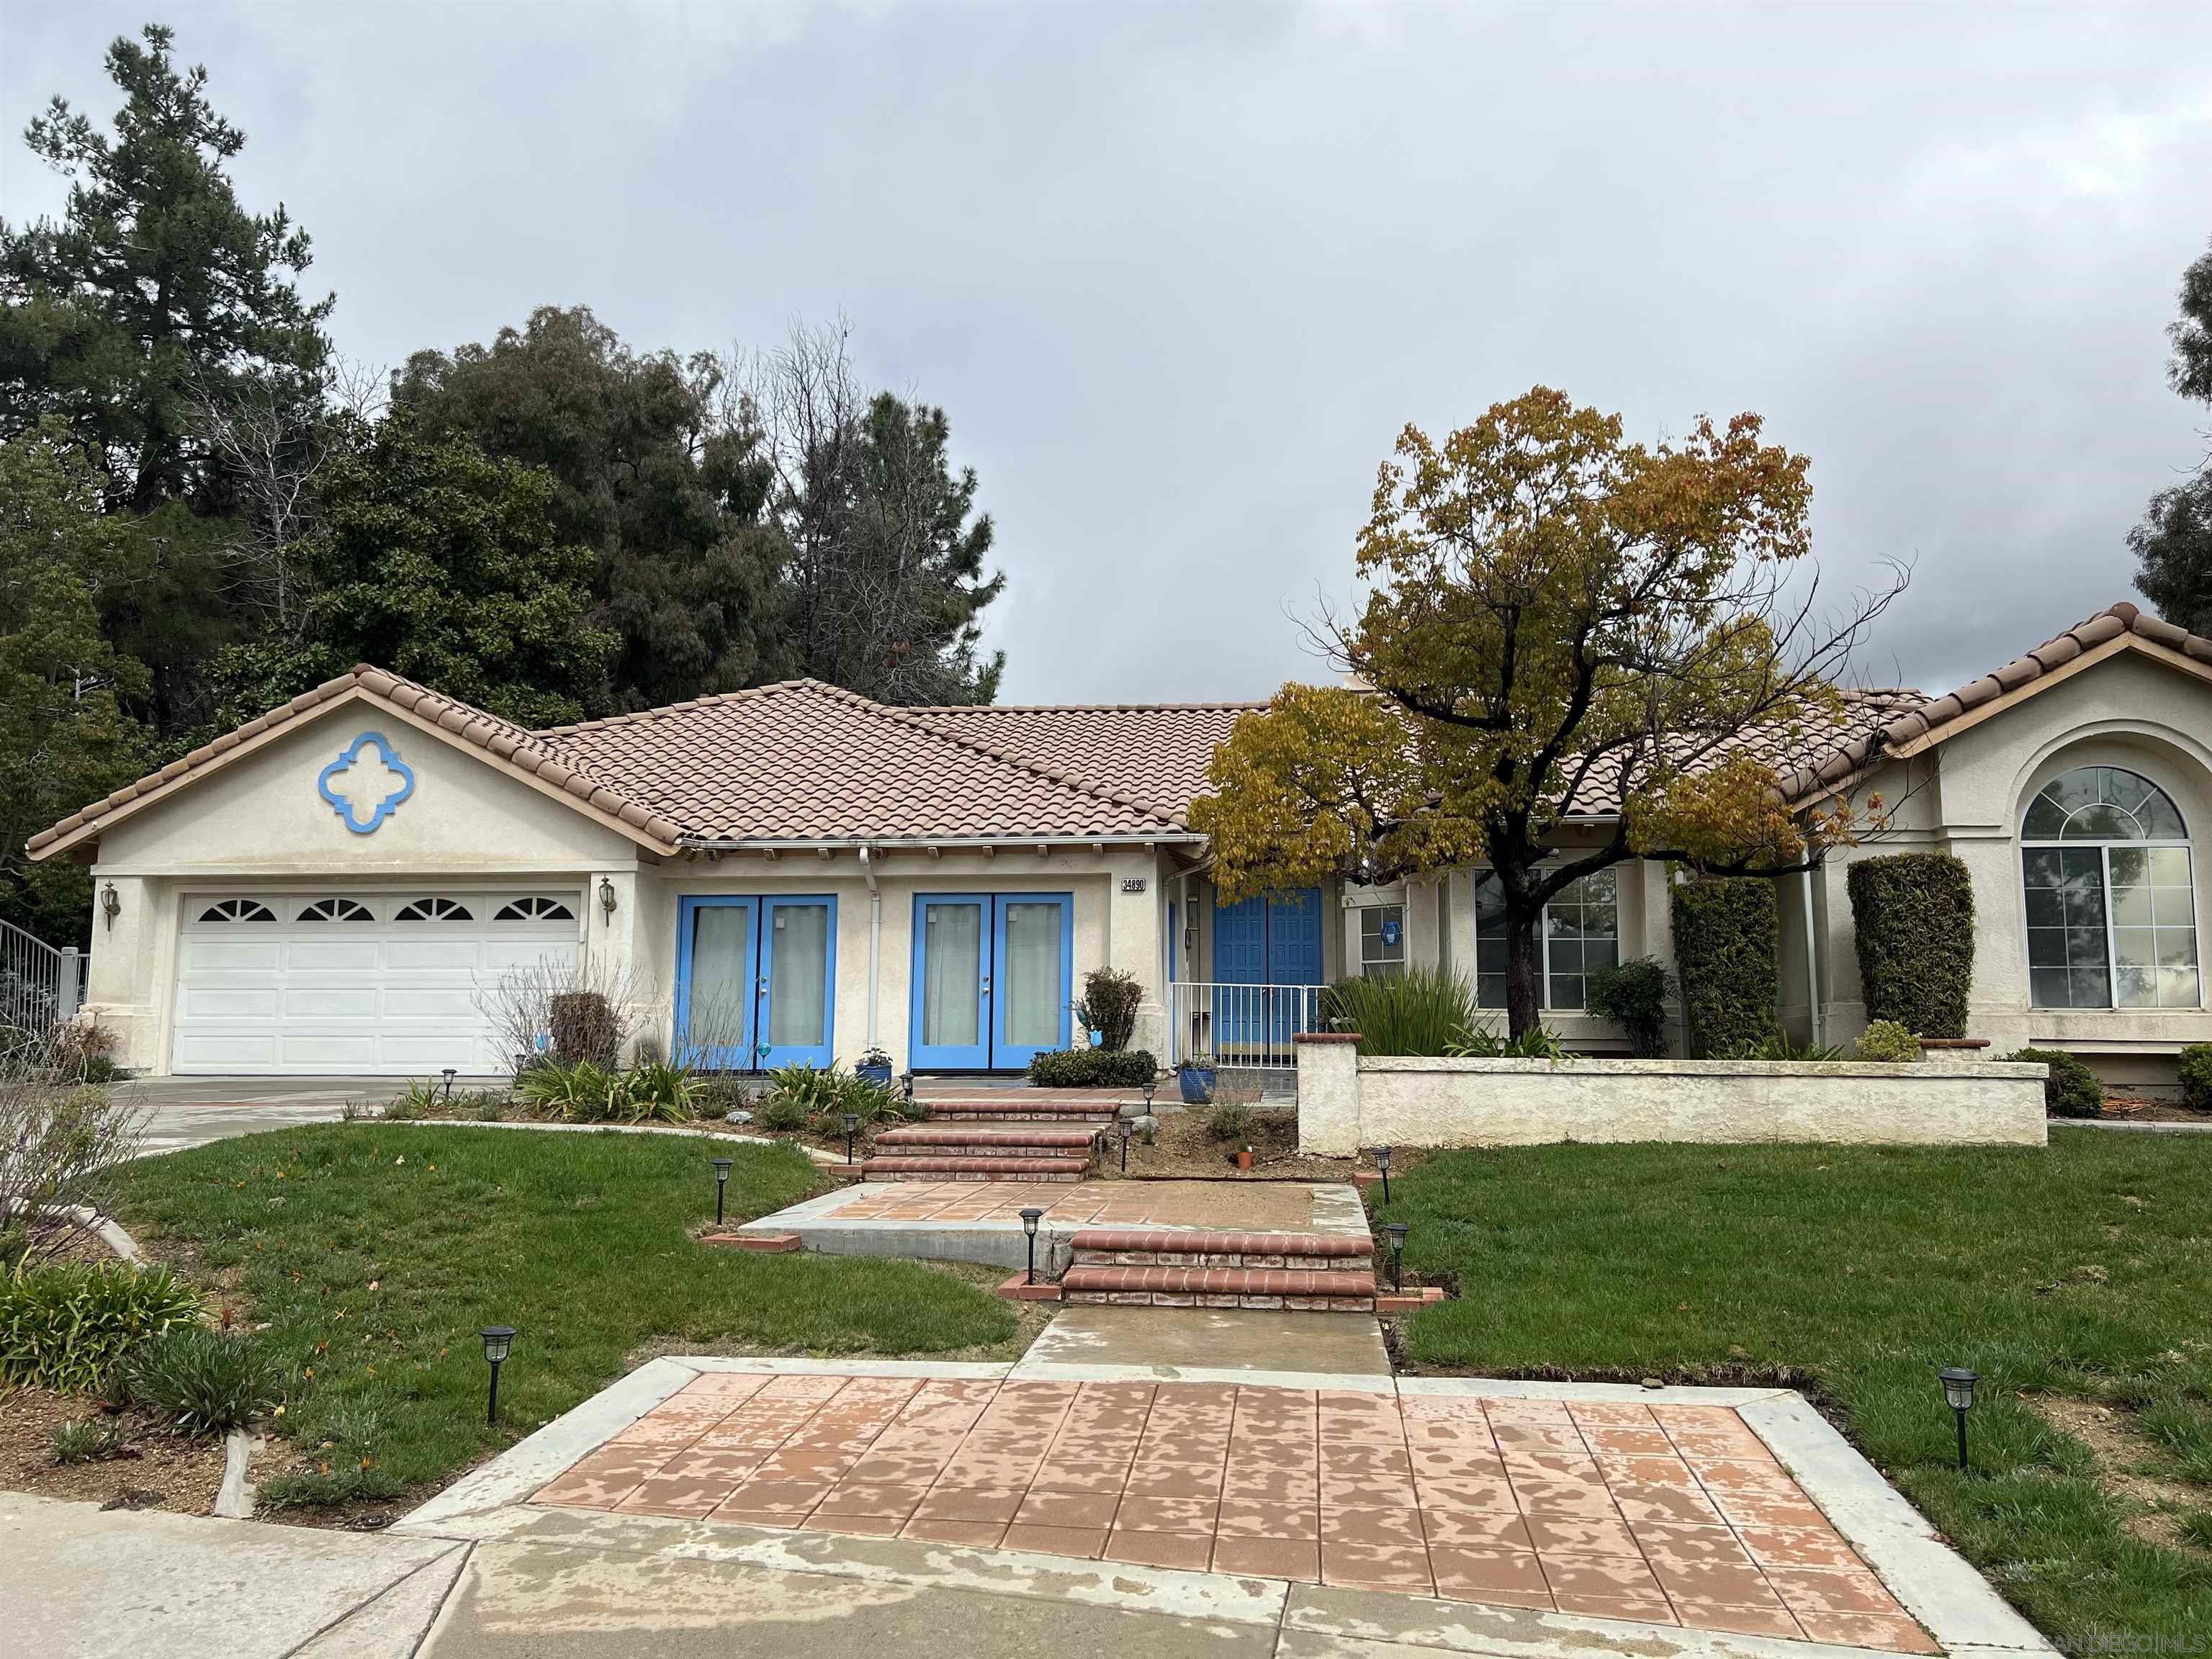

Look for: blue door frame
[673,894,837,1071]
[909,892,1072,1071]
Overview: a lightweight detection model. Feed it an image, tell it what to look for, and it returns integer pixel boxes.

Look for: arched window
[393,898,474,922]
[493,896,575,922]
[297,898,374,922]
[2021,765,2198,1010]
[197,898,276,923]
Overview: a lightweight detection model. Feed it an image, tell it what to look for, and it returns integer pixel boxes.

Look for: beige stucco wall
[79,704,643,1073]
[1295,1040,2049,1152]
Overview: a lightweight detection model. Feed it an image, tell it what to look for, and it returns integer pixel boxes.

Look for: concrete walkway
[115,1076,508,1157]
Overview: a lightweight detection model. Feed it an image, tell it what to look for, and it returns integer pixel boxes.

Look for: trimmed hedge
[2010,1047,2105,1119]
[1671,878,1779,1058]
[1028,1048,1157,1088]
[2179,1043,2212,1112]
[1846,853,1975,1039]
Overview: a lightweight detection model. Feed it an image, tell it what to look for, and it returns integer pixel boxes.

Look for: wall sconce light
[598,876,617,924]
[100,883,120,932]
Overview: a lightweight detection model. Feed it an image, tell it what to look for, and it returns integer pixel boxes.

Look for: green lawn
[1385,1129,2212,1642]
[120,1125,1017,1507]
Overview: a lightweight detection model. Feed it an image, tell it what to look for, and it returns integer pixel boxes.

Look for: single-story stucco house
[27,601,2212,1089]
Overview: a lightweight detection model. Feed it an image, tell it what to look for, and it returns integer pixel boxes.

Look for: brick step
[875,1125,1102,1153]
[925,1100,1124,1124]
[1068,1228,1372,1270]
[861,1154,1091,1183]
[1058,1264,1377,1312]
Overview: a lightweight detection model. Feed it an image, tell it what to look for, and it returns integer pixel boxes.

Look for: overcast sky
[7,2,2212,706]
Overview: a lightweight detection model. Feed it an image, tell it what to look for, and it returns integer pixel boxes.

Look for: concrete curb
[2054,1117,2212,1134]
[212,1428,259,1519]
[3,1200,143,1262]
[1739,1392,2056,1654]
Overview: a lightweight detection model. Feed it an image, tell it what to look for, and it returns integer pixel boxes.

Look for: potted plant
[1178,1059,1216,1105]
[1235,1143,1254,1172]
[855,1046,894,1087]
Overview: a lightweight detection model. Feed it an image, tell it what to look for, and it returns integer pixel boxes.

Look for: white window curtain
[1001,902,1062,1047]
[922,903,983,1046]
[767,904,830,1046]
[2021,765,2200,1010]
[688,906,753,1048]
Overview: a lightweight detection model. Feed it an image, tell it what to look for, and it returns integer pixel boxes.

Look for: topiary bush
[1028,1048,1157,1088]
[2180,1043,2212,1112]
[549,991,620,1066]
[1852,1019,1922,1063]
[1847,853,1976,1039]
[1587,958,1671,1057]
[1075,968,1144,1052]
[2010,1047,2105,1119]
[1670,878,1779,1058]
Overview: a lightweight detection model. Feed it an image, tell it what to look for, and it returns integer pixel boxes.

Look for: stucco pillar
[83,873,166,1073]
[1107,853,1168,1058]
[1295,1032,1363,1155]
[587,868,649,1059]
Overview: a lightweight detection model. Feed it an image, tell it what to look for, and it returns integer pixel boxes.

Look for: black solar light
[1141,1076,1158,1110]
[841,1112,860,1164]
[1372,1145,1393,1207]
[480,1326,516,1425]
[1118,1118,1133,1172]
[1382,1222,1409,1292]
[1020,1206,1045,1285]
[711,1156,733,1226]
[441,1067,457,1102]
[1939,1368,1979,1472]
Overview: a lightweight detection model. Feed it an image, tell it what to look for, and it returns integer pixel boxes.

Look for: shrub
[0,1080,146,1269]
[1586,958,1671,1057]
[1206,1102,1254,1143]
[549,991,621,1066]
[754,1094,811,1133]
[517,1059,622,1121]
[1852,1020,1921,1063]
[2011,1047,2105,1119]
[759,1064,899,1127]
[2180,1043,2212,1112]
[1074,968,1144,1052]
[50,1019,122,1084]
[0,1262,203,1393]
[1726,1030,1846,1061]
[1321,968,1478,1057]
[1028,1048,1158,1088]
[51,1414,127,1464]
[127,1326,286,1436]
[1447,1024,1568,1060]
[381,1078,439,1120]
[1847,853,1975,1040]
[623,1060,701,1123]
[1671,878,1779,1058]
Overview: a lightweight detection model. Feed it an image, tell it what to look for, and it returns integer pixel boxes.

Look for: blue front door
[1213,887,1324,1051]
[675,895,837,1070]
[910,892,1072,1071]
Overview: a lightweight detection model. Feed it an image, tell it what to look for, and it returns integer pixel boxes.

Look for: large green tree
[755,323,1005,705]
[211,413,616,729]
[2132,238,2212,631]
[0,24,331,513]
[0,426,151,944]
[393,307,787,711]
[1192,388,1899,1035]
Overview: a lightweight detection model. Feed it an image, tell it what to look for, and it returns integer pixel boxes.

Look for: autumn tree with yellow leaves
[1192,388,1905,1035]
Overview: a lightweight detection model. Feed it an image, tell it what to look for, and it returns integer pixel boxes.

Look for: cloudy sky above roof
[8,3,2212,707]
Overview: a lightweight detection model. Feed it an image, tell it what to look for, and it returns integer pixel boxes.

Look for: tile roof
[1773,601,2212,801]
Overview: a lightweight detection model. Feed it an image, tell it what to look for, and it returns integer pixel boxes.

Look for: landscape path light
[1939,1368,1979,1473]
[1118,1117,1133,1172]
[1372,1145,1393,1207]
[481,1326,516,1426]
[1382,1222,1409,1292]
[711,1157,732,1226]
[842,1112,860,1166]
[441,1067,457,1102]
[1020,1207,1045,1285]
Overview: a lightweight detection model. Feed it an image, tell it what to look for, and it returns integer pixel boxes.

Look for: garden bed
[1098,1104,1406,1182]
[0,1385,249,1515]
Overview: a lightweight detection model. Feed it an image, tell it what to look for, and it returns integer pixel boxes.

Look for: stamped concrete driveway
[119,1076,508,1157]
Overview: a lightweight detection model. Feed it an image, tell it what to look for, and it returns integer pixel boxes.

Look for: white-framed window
[393,898,475,923]
[297,898,374,922]
[494,896,575,922]
[1359,904,1406,978]
[1471,866,1619,1010]
[2021,765,2200,1010]
[197,898,276,923]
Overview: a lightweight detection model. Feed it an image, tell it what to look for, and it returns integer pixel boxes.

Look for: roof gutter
[674,833,1204,853]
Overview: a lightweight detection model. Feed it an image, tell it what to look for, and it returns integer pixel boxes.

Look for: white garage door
[172,891,583,1076]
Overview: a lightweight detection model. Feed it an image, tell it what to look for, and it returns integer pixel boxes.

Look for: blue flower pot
[857,1061,894,1087]
[1178,1065,1216,1105]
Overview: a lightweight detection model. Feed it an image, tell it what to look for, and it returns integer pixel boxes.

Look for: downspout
[859,845,882,1049]
[1801,866,1823,1048]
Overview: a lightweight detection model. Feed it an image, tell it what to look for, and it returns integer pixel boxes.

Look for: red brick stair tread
[863,1154,1089,1174]
[1068,1228,1370,1258]
[875,1125,1101,1149]
[1060,1264,1377,1296]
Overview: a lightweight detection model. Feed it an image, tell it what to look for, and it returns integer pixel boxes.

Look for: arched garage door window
[2021,765,2200,1009]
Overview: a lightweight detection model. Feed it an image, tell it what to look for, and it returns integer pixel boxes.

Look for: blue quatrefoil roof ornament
[318,732,415,834]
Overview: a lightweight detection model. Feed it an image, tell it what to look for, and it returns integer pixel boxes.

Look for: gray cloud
[7,1,2210,704]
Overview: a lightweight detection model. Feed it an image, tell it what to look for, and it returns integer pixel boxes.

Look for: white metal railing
[0,919,83,1034]
[1169,981,1330,1071]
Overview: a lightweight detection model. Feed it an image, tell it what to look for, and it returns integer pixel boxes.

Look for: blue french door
[1213,888,1323,1050]
[909,893,1071,1070]
[675,895,836,1070]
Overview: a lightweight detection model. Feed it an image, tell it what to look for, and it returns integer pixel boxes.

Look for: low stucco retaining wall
[1294,1035,2049,1152]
